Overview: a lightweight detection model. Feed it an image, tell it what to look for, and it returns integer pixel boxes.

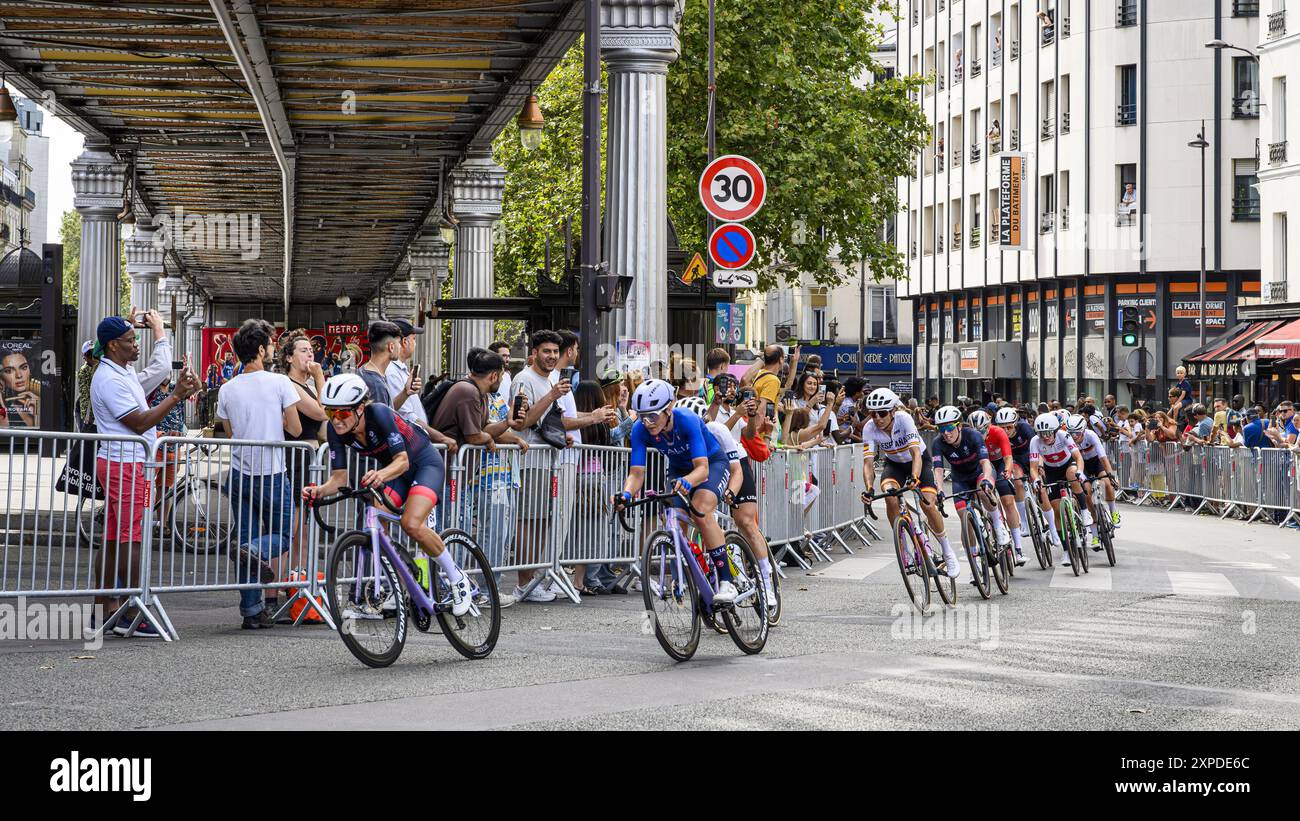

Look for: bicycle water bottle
[689,539,710,575]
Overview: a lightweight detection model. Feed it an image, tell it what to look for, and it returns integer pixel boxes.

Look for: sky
[18,92,85,244]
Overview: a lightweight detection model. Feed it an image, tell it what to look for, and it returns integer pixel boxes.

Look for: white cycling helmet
[864,387,901,411]
[968,409,991,431]
[1034,412,1061,436]
[994,407,1019,426]
[1066,414,1088,434]
[631,378,674,415]
[933,405,962,426]
[676,396,708,419]
[321,373,369,408]
[1053,409,1070,426]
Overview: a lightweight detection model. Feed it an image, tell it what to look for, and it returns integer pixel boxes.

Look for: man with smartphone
[384,318,429,429]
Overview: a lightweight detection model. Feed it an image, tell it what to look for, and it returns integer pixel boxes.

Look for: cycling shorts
[666,459,732,512]
[881,452,937,494]
[381,448,445,510]
[731,459,758,506]
[1083,456,1104,481]
[1041,462,1075,488]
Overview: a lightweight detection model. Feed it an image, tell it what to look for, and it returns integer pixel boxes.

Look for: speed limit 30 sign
[699,154,767,223]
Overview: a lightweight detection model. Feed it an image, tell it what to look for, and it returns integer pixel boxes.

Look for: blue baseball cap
[94,316,132,356]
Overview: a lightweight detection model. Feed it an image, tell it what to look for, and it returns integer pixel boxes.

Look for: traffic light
[1121,306,1140,347]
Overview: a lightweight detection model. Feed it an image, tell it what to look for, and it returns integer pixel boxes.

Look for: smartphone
[135,312,149,328]
[739,388,756,404]
[511,393,526,421]
[171,360,184,371]
[411,363,421,381]
[782,389,795,403]
[764,403,776,420]
[560,366,576,384]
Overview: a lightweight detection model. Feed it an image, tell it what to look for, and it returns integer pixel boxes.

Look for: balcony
[912,6,919,25]
[1010,40,1020,61]
[1040,212,1056,234]
[953,146,964,165]
[992,48,1002,68]
[1041,116,1055,140]
[971,58,982,78]
[936,235,945,255]
[970,144,982,163]
[1267,280,1288,303]
[1270,140,1288,165]
[1062,17,1072,38]
[1061,207,1070,230]
[952,227,963,248]
[989,139,1002,155]
[953,67,963,85]
[937,154,945,173]
[910,240,918,259]
[1061,111,1071,134]
[970,227,982,248]
[989,223,1000,244]
[1118,0,1137,27]
[1232,197,1261,221]
[938,0,945,11]
[1233,0,1259,16]
[1041,26,1055,47]
[22,187,35,208]
[1116,209,1137,227]
[1010,128,1020,150]
[1232,95,1260,119]
[1117,102,1137,126]
[938,75,946,92]
[1268,9,1286,39]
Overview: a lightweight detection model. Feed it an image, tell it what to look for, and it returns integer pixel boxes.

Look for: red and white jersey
[1029,430,1078,467]
[983,424,1013,462]
[1073,429,1105,460]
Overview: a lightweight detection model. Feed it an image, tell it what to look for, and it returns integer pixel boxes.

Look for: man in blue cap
[89,312,200,638]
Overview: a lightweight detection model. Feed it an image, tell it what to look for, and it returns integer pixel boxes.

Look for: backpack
[421,377,469,422]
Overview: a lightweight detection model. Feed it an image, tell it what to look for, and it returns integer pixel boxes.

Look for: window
[1061,74,1071,132]
[1117,163,1138,225]
[970,193,982,246]
[1118,0,1137,26]
[1234,57,1260,118]
[1272,213,1288,301]
[1041,80,1055,139]
[1233,159,1260,221]
[1060,170,1071,228]
[812,307,826,341]
[1118,65,1138,125]
[869,286,898,340]
[1040,175,1056,233]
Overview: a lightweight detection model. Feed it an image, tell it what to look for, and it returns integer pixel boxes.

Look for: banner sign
[798,344,912,373]
[999,152,1029,251]
[0,337,45,430]
[202,326,371,390]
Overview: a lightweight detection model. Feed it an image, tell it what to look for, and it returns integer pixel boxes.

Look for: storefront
[1182,320,1286,405]
[1251,318,1300,406]
[798,343,912,389]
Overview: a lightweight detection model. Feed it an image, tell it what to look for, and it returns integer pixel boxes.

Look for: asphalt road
[3,503,1299,731]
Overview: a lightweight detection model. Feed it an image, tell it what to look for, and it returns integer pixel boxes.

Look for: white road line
[1049,565,1113,591]
[1167,571,1240,598]
[1284,577,1300,593]
[818,556,895,580]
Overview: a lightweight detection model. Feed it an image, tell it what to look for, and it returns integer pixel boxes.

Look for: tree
[492,3,927,295]
[58,209,131,313]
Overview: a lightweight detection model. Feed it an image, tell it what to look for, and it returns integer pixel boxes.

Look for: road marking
[1167,571,1239,598]
[1284,577,1300,593]
[818,556,895,580]
[1049,565,1112,591]
[1205,561,1276,570]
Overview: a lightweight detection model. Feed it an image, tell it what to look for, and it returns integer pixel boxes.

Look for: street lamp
[1206,39,1259,61]
[516,91,545,151]
[438,217,456,246]
[335,291,351,321]
[1189,125,1210,354]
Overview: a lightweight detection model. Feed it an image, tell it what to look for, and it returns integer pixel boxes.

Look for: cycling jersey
[983,424,1013,464]
[1008,420,1036,458]
[629,408,724,472]
[1072,429,1105,460]
[328,402,436,470]
[863,410,924,464]
[931,428,989,477]
[1029,429,1078,468]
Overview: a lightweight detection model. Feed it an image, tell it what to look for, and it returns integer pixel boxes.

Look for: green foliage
[58,209,132,313]
[492,3,927,296]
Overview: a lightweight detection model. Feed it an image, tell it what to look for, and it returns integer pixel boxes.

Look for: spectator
[491,339,514,400]
[751,344,786,434]
[89,314,199,637]
[1171,366,1193,419]
[216,319,306,630]
[76,340,98,432]
[673,357,705,399]
[569,379,621,595]
[804,353,824,380]
[601,369,635,444]
[1182,404,1212,446]
[384,318,429,429]
[1103,394,1118,419]
[703,347,730,404]
[1119,183,1137,217]
[358,321,401,407]
[278,330,327,579]
[1278,401,1299,446]
[1242,407,1268,449]
[1231,394,1246,412]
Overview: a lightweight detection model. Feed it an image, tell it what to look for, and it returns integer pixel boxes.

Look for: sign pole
[706,0,720,353]
[858,237,866,378]
[579,0,601,377]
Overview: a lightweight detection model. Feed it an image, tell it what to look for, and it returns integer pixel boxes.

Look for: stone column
[124,227,165,365]
[449,152,504,378]
[600,0,683,355]
[408,234,451,375]
[71,145,127,349]
[186,308,206,428]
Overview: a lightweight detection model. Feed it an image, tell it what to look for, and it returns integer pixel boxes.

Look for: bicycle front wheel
[172,478,231,554]
[965,512,992,600]
[893,517,931,616]
[641,531,701,661]
[719,532,768,655]
[1101,517,1117,567]
[326,532,408,669]
[432,529,500,660]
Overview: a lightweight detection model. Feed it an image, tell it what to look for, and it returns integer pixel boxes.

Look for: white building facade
[900,0,1263,407]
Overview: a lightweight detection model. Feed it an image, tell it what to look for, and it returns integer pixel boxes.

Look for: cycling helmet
[676,396,708,419]
[321,373,369,408]
[1034,412,1061,436]
[968,410,991,431]
[1066,414,1088,434]
[933,405,962,426]
[1053,408,1070,426]
[994,406,1019,425]
[864,387,901,411]
[631,378,674,414]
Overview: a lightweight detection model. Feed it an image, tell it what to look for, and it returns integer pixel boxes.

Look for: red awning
[1183,320,1287,379]
[1254,317,1300,360]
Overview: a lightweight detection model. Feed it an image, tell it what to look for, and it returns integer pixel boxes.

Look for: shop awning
[1183,320,1288,379]
[1253,317,1300,361]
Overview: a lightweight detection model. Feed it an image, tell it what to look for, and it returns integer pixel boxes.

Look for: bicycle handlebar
[306,483,402,538]
[613,490,705,533]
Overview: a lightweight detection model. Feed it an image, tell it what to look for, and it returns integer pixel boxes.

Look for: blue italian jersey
[629,409,725,472]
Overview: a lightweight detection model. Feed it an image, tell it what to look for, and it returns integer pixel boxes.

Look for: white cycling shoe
[1081,509,1095,528]
[449,574,473,617]
[714,580,738,605]
[1014,549,1028,567]
[1060,552,1072,567]
[763,581,777,610]
[942,546,962,578]
[995,526,1012,548]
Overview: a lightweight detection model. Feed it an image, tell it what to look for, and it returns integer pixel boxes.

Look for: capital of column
[407,234,451,282]
[449,153,505,223]
[601,0,684,64]
[124,229,166,277]
[71,145,128,219]
[186,311,206,330]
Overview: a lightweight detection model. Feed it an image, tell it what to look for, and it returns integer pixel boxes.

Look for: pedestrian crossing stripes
[1167,571,1240,598]
[816,556,894,580]
[1049,565,1113,591]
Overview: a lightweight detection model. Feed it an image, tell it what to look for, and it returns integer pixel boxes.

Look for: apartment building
[900,0,1262,407]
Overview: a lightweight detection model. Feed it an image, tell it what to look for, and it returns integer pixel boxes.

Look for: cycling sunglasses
[325,405,360,421]
[872,409,893,418]
[638,410,667,423]
[938,423,958,434]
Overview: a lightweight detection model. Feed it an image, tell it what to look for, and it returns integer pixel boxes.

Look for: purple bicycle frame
[658,506,719,611]
[356,505,439,618]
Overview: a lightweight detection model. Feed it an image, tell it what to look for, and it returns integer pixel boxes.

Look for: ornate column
[600,0,683,353]
[408,234,451,374]
[185,305,206,428]
[71,145,127,349]
[124,227,165,365]
[449,151,504,378]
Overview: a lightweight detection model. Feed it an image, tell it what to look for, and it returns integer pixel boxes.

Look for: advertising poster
[616,338,652,377]
[201,326,370,390]
[999,152,1030,251]
[0,337,44,430]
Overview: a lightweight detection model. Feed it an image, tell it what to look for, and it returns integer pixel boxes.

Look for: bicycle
[862,484,957,615]
[1013,474,1053,570]
[948,486,1009,599]
[615,491,768,661]
[310,484,500,668]
[1045,479,1090,576]
[1088,470,1118,567]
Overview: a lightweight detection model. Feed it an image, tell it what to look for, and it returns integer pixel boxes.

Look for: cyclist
[998,405,1037,543]
[1028,411,1093,567]
[860,388,960,578]
[930,406,1002,582]
[1066,413,1119,548]
[614,379,740,605]
[303,373,473,616]
[969,409,1027,566]
[677,396,777,608]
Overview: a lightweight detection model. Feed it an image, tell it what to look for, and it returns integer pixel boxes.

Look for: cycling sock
[1043,506,1061,545]
[757,557,772,585]
[1090,522,1099,538]
[1010,527,1023,552]
[710,547,735,583]
[434,551,464,585]
[1107,500,1117,516]
[939,534,955,558]
[1014,499,1028,529]
[988,504,1005,531]
[1075,492,1090,513]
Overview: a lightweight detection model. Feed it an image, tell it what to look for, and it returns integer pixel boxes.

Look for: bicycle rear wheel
[1027,502,1049,569]
[992,540,1010,594]
[641,531,701,661]
[1062,505,1083,577]
[719,533,768,655]
[894,517,931,615]
[76,496,105,549]
[964,511,992,600]
[326,532,408,669]
[432,529,500,660]
[172,478,232,554]
[1101,518,1116,566]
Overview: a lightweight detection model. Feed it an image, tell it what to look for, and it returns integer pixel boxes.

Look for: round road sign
[699,154,767,223]
[708,223,756,270]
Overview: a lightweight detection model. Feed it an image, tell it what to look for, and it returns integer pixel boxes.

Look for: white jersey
[1073,429,1105,460]
[863,409,924,464]
[1089,413,1108,439]
[707,420,746,463]
[1029,430,1078,467]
